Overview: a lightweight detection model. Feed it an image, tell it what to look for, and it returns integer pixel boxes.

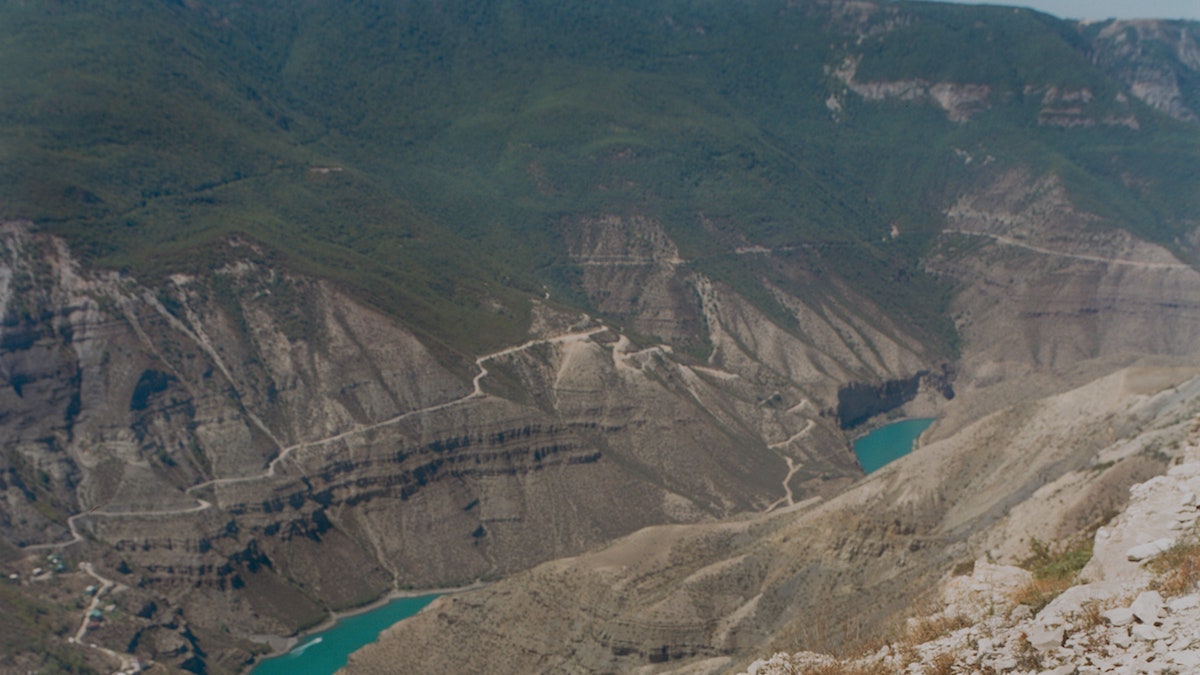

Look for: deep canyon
[1,1,1199,673]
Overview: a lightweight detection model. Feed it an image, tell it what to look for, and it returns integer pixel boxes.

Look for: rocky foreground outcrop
[747,426,1200,674]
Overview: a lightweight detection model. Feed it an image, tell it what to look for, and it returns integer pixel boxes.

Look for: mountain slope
[4,1,1198,354]
[1,1,1199,672]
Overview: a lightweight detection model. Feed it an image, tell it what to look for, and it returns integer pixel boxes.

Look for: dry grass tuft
[796,661,892,675]
[1013,633,1042,671]
[1148,538,1200,597]
[1072,599,1106,631]
[904,613,972,645]
[927,651,956,675]
[1012,575,1074,615]
[1012,536,1094,613]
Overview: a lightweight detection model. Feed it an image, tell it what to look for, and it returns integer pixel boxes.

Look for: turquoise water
[852,418,935,474]
[251,594,440,675]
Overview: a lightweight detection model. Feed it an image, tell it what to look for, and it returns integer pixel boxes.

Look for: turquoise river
[852,417,935,474]
[251,593,440,675]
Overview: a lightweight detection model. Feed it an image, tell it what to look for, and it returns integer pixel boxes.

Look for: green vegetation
[1149,533,1200,596]
[0,583,96,673]
[1,0,1196,355]
[1014,536,1094,612]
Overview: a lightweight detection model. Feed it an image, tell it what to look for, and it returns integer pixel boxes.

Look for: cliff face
[927,171,1200,392]
[3,2,1199,671]
[0,219,940,669]
[1088,20,1200,122]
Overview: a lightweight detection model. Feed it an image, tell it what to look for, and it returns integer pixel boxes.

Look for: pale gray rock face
[1104,607,1135,627]
[1131,623,1168,642]
[1027,624,1065,653]
[1088,20,1200,122]
[1131,591,1166,625]
[1128,539,1174,562]
[927,171,1200,393]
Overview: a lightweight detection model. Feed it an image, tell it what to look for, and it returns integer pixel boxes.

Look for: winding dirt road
[20,327,608,551]
[944,229,1194,270]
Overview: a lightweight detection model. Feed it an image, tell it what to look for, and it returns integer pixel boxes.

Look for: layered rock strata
[0,219,940,669]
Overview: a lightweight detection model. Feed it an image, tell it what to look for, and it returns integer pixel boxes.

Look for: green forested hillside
[2,0,1196,353]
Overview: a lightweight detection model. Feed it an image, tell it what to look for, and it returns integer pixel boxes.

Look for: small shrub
[927,652,956,675]
[1013,536,1093,612]
[1012,576,1073,615]
[1023,537,1092,581]
[1072,599,1106,631]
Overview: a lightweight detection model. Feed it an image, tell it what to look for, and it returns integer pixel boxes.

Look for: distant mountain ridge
[2,1,1197,354]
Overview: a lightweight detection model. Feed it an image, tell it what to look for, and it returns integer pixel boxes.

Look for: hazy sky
[923,1,1200,21]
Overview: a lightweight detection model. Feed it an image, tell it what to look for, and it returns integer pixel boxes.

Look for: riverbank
[244,580,487,673]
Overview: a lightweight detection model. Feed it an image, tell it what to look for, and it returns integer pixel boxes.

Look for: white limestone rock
[1172,650,1200,669]
[1168,595,1199,612]
[1127,538,1175,562]
[1111,627,1133,648]
[1027,624,1065,652]
[1131,623,1168,641]
[1010,604,1033,621]
[1104,607,1136,626]
[1131,590,1166,625]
